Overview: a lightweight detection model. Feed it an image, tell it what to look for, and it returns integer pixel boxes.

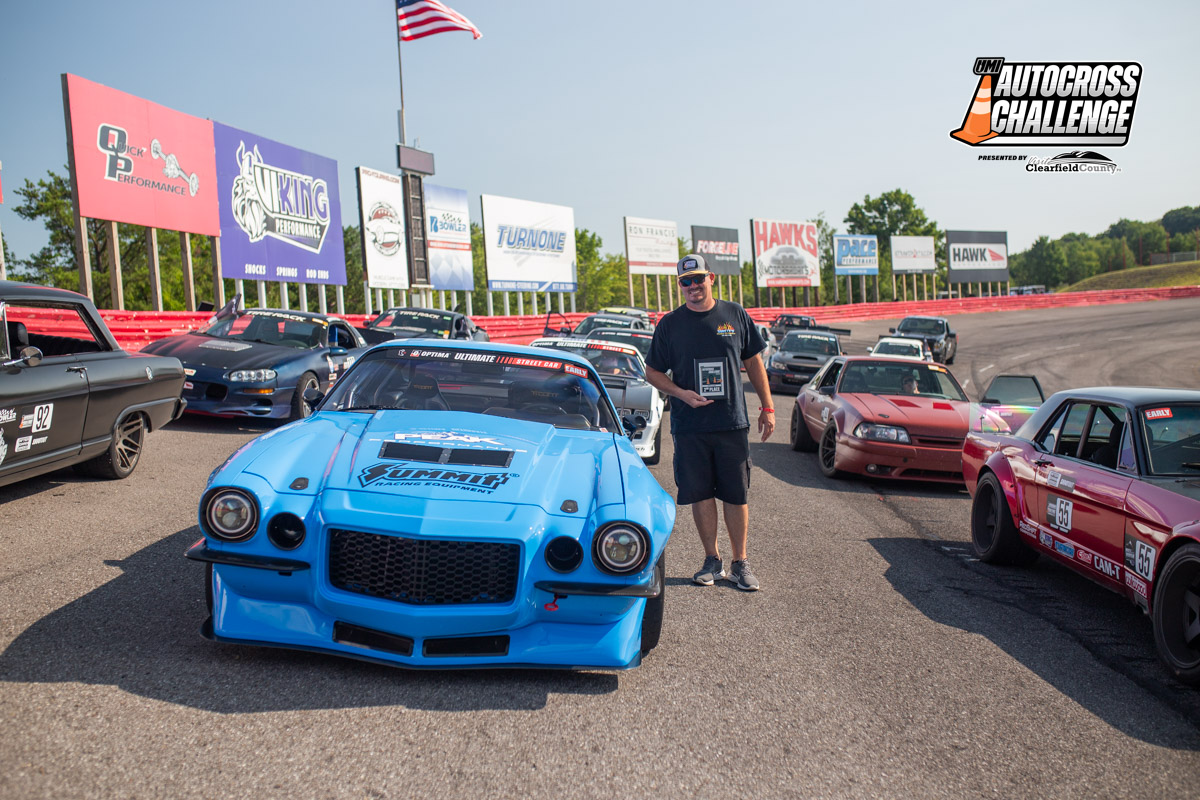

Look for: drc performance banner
[481,194,576,292]
[214,122,345,285]
[890,235,937,273]
[751,219,821,287]
[691,225,741,276]
[946,230,1009,283]
[624,217,678,276]
[832,235,878,276]
[63,73,219,236]
[356,167,408,290]
[425,184,473,291]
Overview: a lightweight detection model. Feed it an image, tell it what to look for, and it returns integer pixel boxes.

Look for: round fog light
[545,536,583,573]
[268,512,306,550]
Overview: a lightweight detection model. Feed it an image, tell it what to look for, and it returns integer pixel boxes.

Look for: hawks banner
[425,184,473,291]
[357,167,408,290]
[62,73,219,235]
[751,219,821,287]
[946,230,1009,283]
[691,226,741,276]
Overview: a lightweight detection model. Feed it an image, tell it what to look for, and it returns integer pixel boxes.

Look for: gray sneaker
[730,560,760,591]
[693,555,725,586]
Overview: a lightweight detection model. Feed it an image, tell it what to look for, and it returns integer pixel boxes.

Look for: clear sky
[2,0,1197,266]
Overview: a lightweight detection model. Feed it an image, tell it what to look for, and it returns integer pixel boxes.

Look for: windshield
[897,318,945,335]
[1139,403,1200,475]
[322,346,620,432]
[534,341,645,381]
[372,309,455,336]
[575,316,632,334]
[874,341,922,357]
[781,333,838,355]
[587,330,652,357]
[839,361,967,401]
[198,310,324,349]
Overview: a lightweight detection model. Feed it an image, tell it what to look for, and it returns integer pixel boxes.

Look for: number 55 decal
[1046,496,1073,533]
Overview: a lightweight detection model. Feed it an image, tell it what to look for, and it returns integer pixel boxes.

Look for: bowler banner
[425,184,473,291]
[63,73,219,236]
[751,219,821,287]
[624,217,678,276]
[356,166,408,290]
[691,225,741,276]
[214,122,346,285]
[833,235,879,276]
[481,194,576,291]
[890,235,937,273]
[946,230,1009,283]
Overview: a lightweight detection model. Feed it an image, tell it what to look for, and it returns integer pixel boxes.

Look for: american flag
[396,0,482,41]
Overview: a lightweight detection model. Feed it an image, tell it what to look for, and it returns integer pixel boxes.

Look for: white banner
[751,219,821,287]
[624,216,678,276]
[890,235,937,273]
[356,166,408,290]
[482,194,577,292]
[425,183,473,291]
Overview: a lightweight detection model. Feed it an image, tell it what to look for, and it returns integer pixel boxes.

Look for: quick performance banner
[946,230,1009,283]
[425,184,473,291]
[624,217,678,276]
[890,235,937,273]
[691,225,741,276]
[833,235,879,276]
[357,166,408,290]
[63,73,219,236]
[751,219,821,287]
[214,122,346,285]
[481,194,576,292]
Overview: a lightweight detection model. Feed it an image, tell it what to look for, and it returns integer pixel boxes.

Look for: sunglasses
[678,275,707,287]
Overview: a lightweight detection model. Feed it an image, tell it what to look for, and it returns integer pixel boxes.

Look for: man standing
[644,254,775,591]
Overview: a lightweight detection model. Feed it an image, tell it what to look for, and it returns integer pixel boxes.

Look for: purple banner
[214,122,346,284]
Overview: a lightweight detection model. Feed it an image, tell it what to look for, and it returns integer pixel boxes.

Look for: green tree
[844,189,944,300]
[1023,236,1068,287]
[1161,206,1200,237]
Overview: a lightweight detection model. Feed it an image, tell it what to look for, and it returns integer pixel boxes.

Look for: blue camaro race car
[186,340,676,670]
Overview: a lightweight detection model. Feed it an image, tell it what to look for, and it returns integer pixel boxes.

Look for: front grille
[205,383,228,401]
[329,529,519,605]
[913,436,965,449]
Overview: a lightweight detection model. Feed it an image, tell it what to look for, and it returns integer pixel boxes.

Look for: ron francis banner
[832,235,878,276]
[946,230,1009,283]
[624,217,678,276]
[890,235,937,273]
[481,194,576,292]
[751,219,821,287]
[691,226,741,276]
[425,184,473,292]
[356,166,408,290]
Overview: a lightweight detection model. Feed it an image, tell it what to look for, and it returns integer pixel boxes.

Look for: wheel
[290,372,319,420]
[640,553,665,657]
[818,423,843,478]
[643,424,662,466]
[970,472,1038,565]
[77,413,146,479]
[1152,542,1200,685]
[946,341,957,365]
[790,406,817,452]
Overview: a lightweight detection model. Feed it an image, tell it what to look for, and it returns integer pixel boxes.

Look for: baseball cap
[676,254,712,278]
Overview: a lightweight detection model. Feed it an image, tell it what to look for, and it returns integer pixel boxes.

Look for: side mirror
[303,386,325,406]
[328,346,349,357]
[888,327,896,334]
[621,413,648,436]
[865,347,873,354]
[3,346,43,368]
[818,385,835,396]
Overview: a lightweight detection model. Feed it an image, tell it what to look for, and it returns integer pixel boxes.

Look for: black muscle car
[887,316,958,364]
[357,307,489,346]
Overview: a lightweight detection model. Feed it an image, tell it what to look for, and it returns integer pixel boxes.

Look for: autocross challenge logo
[950,57,1142,147]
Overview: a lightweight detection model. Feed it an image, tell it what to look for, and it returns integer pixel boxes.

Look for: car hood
[142,333,307,370]
[844,393,970,438]
[775,351,832,364]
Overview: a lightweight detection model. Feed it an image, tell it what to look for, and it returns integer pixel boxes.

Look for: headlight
[854,423,911,443]
[226,369,277,382]
[593,522,649,575]
[202,487,259,541]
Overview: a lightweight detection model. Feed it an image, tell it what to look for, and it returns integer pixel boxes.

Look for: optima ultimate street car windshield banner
[624,217,678,276]
[356,166,408,290]
[481,194,576,292]
[425,184,473,291]
[751,219,821,287]
[214,122,345,285]
[691,225,741,276]
[946,230,1009,283]
[832,235,879,276]
[890,235,937,273]
[62,73,219,236]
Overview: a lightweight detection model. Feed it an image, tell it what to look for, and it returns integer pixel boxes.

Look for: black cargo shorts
[672,428,751,506]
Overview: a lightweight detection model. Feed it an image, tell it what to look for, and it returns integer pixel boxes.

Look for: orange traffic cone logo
[950,75,999,145]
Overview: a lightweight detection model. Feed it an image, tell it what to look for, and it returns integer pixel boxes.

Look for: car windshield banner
[751,219,821,287]
[63,73,219,236]
[357,166,408,290]
[691,225,741,276]
[833,235,879,276]
[625,217,678,276]
[425,183,473,291]
[481,194,576,292]
[890,235,937,273]
[946,230,1009,283]
[214,122,346,285]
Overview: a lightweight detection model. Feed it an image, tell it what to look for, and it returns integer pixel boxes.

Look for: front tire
[1152,542,1200,685]
[818,423,843,478]
[970,472,1038,565]
[791,406,817,452]
[290,372,319,421]
[77,413,146,479]
[640,554,665,657]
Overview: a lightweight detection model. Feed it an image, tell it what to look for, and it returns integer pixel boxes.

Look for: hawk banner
[946,231,1008,284]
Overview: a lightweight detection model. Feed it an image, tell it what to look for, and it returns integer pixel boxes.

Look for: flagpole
[396,3,407,146]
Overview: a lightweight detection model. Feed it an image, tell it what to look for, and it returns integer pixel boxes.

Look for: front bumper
[833,432,965,482]
[768,366,818,392]
[182,379,293,418]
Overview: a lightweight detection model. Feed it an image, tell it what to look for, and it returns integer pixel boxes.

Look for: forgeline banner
[624,217,678,276]
[425,184,473,292]
[751,219,820,287]
[62,73,219,236]
[691,225,741,276]
[214,123,345,285]
[356,166,408,290]
[481,194,576,292]
[890,235,937,273]
[946,230,1009,283]
[832,235,878,276]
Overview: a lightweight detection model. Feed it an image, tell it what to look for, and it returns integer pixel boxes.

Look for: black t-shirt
[647,299,766,434]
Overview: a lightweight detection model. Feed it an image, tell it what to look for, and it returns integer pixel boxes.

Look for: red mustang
[964,388,1200,684]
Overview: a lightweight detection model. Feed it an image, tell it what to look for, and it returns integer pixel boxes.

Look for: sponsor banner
[357,167,408,290]
[481,194,576,292]
[425,183,473,291]
[751,219,821,287]
[890,235,937,273]
[946,230,1009,283]
[691,225,741,276]
[214,123,346,285]
[833,234,879,276]
[624,217,678,276]
[63,73,219,236]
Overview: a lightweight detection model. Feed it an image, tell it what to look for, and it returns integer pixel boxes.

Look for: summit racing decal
[230,141,330,253]
[357,464,516,494]
[950,58,1141,147]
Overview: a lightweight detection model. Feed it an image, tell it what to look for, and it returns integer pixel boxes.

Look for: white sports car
[868,336,932,361]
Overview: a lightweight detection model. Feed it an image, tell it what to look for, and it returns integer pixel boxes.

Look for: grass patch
[1062,260,1200,292]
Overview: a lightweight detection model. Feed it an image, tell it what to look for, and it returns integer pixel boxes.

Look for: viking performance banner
[751,219,821,287]
[691,225,741,276]
[63,73,219,236]
[946,230,1009,283]
[890,235,937,273]
[356,167,408,290]
[481,194,576,291]
[425,184,473,291]
[624,217,678,276]
[833,234,879,276]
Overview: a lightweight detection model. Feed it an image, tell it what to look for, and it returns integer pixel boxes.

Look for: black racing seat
[7,321,30,350]
[399,370,450,411]
[1089,422,1124,469]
